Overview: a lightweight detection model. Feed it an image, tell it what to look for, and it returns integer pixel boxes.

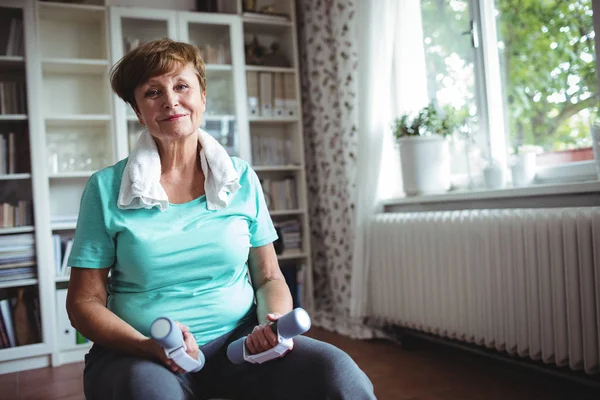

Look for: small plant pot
[511,152,537,187]
[398,135,450,196]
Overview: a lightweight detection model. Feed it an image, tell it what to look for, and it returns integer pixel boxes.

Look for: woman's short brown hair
[110,38,206,110]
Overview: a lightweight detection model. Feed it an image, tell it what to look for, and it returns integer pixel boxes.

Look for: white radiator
[368,208,600,374]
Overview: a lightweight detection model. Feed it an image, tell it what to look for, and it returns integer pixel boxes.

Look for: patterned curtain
[297,0,376,338]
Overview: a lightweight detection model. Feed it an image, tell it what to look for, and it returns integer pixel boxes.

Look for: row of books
[0,201,33,228]
[247,72,297,118]
[262,177,298,210]
[52,234,73,277]
[0,82,27,115]
[274,219,302,252]
[0,17,24,57]
[0,287,42,349]
[0,132,18,175]
[0,233,36,282]
[251,134,294,166]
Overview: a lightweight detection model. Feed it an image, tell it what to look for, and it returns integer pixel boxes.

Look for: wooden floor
[2,327,599,399]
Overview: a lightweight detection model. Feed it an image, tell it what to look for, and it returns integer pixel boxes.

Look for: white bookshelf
[0,0,51,376]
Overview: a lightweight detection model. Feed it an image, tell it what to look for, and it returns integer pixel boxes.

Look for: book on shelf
[0,82,27,114]
[251,134,293,166]
[0,286,41,348]
[274,219,302,252]
[246,71,259,116]
[261,177,298,210]
[0,233,36,282]
[53,234,74,277]
[0,16,24,57]
[0,201,33,228]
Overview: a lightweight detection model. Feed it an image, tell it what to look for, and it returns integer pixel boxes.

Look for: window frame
[469,0,600,183]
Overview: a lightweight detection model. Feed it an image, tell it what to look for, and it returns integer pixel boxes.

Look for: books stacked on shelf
[0,233,35,282]
[261,177,298,210]
[251,134,293,165]
[0,201,33,227]
[246,72,296,118]
[0,15,24,57]
[0,132,17,174]
[0,286,42,348]
[0,82,27,114]
[274,219,301,253]
[52,234,74,278]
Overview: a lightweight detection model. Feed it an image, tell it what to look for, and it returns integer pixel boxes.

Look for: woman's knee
[85,354,193,400]
[296,338,375,399]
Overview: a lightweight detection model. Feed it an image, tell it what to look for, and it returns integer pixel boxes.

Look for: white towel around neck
[117,129,241,212]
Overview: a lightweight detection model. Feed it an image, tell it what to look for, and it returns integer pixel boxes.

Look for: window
[420,0,599,185]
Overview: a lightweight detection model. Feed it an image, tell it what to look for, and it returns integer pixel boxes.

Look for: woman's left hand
[246,313,292,355]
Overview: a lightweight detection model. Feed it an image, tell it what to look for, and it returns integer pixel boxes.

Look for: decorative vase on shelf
[511,152,537,187]
[483,158,505,189]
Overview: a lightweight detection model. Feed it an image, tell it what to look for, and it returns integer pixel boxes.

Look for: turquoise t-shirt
[67,157,277,345]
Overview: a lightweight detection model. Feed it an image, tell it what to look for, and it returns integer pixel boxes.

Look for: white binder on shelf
[259,72,273,117]
[284,74,298,117]
[246,71,259,117]
[55,288,76,350]
[274,73,285,117]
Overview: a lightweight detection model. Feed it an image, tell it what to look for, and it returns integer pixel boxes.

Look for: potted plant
[392,103,463,196]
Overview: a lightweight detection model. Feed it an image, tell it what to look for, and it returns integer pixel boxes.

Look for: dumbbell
[150,316,205,372]
[227,308,311,364]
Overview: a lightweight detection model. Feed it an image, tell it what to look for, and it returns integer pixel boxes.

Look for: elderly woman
[66,39,375,400]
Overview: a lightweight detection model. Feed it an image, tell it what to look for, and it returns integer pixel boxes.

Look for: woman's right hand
[147,321,200,374]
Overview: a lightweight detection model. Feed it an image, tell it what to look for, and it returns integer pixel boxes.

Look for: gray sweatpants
[83,311,376,400]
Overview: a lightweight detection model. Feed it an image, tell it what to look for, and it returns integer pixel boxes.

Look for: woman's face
[133,63,206,141]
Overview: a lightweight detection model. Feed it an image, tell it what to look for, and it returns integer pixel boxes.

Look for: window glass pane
[421,0,482,186]
[495,0,597,166]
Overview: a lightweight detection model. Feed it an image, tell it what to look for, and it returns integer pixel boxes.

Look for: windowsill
[382,179,600,207]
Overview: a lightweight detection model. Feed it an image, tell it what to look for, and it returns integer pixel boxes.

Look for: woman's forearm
[255,278,293,325]
[68,300,154,357]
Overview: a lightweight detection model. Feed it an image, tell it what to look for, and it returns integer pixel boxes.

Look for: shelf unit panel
[51,221,77,231]
[42,72,110,115]
[0,226,34,235]
[253,165,303,172]
[49,177,88,225]
[245,65,295,74]
[0,342,49,364]
[42,58,110,75]
[38,4,106,60]
[0,115,27,121]
[0,278,38,290]
[270,208,306,216]
[249,116,299,123]
[277,251,307,261]
[0,56,25,72]
[0,173,31,180]
[45,115,111,128]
